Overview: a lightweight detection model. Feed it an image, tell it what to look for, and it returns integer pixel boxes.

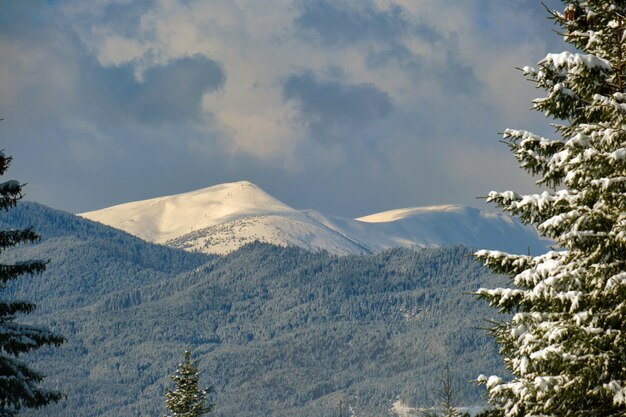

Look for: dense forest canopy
[1,202,505,417]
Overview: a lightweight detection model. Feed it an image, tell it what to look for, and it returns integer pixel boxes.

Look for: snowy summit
[80,181,549,255]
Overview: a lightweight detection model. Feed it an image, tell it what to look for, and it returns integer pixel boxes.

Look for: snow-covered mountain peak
[357,205,469,223]
[80,182,550,256]
[80,181,294,244]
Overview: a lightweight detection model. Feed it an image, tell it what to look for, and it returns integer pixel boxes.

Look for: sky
[0,0,565,217]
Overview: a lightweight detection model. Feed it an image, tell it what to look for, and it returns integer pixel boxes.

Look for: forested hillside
[3,202,505,417]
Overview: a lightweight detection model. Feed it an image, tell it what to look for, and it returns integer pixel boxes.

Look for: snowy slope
[356,205,548,254]
[80,181,549,255]
[80,181,370,255]
[304,206,549,255]
[80,181,289,243]
[164,210,370,255]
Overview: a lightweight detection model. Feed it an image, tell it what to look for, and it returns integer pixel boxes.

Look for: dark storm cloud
[294,0,439,46]
[294,0,481,97]
[437,52,484,96]
[46,0,158,40]
[364,45,483,97]
[95,56,225,125]
[0,2,225,128]
[283,71,392,143]
[99,0,157,37]
[69,53,225,126]
[295,0,408,45]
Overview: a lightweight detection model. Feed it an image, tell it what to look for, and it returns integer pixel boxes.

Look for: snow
[356,205,463,223]
[166,211,370,255]
[540,51,611,71]
[80,181,550,256]
[342,205,547,254]
[80,181,293,244]
[390,400,415,417]
[475,8,626,415]
[0,180,20,193]
[390,400,487,417]
[610,148,626,160]
[15,260,46,266]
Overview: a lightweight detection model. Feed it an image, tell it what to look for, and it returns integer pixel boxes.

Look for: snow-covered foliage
[165,351,214,417]
[0,153,64,415]
[477,2,626,416]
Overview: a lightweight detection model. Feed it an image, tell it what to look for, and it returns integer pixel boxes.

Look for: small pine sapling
[165,350,214,417]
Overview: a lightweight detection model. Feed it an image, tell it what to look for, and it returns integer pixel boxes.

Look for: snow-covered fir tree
[165,350,214,417]
[476,1,626,416]
[0,152,64,416]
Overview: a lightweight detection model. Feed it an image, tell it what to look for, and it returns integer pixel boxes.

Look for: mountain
[3,202,505,417]
[80,181,549,255]
[308,205,548,255]
[80,181,370,255]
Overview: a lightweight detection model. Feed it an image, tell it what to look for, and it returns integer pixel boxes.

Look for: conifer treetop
[0,151,64,416]
[165,350,214,417]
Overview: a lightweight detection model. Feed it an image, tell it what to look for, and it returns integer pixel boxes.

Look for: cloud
[0,0,572,217]
[123,55,225,124]
[0,1,229,212]
[294,0,413,46]
[77,55,225,126]
[0,7,225,128]
[283,71,392,143]
[293,0,483,97]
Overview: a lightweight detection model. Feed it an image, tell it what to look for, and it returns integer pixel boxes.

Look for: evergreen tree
[476,1,626,416]
[165,350,214,417]
[0,151,64,416]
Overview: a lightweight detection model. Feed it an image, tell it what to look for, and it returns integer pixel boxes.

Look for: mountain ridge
[1,201,505,416]
[80,181,550,255]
